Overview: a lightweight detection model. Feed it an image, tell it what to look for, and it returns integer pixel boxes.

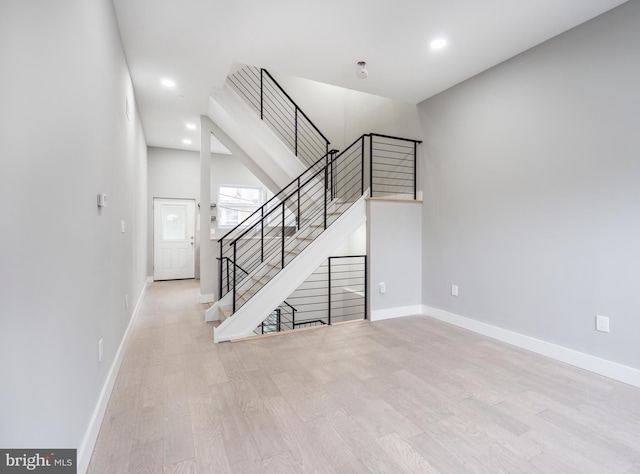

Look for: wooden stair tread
[252,275,272,285]
[219,305,233,321]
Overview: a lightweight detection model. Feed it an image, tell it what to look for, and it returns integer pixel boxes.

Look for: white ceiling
[113,0,627,153]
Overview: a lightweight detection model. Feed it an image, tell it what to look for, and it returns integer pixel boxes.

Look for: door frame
[153,197,197,281]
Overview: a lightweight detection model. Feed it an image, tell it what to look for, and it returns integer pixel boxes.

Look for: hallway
[88,280,640,473]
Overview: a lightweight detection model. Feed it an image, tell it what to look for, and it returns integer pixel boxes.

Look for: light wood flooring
[88,279,640,473]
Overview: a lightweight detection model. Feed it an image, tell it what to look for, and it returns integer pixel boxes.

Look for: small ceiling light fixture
[182,138,192,145]
[356,61,368,79]
[430,38,447,50]
[161,78,176,88]
[186,123,196,130]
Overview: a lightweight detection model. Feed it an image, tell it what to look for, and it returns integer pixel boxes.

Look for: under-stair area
[254,255,367,336]
[205,64,422,342]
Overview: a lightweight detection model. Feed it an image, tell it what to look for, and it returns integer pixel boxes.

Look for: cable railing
[218,135,365,314]
[254,255,367,335]
[227,65,330,169]
[369,133,421,199]
[255,301,296,335]
[217,133,420,318]
[328,256,368,323]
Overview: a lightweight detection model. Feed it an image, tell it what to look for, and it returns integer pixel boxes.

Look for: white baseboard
[77,281,149,473]
[421,305,640,389]
[199,293,214,304]
[370,304,424,322]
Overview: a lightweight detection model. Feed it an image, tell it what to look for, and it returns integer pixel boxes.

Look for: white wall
[0,0,148,467]
[271,73,423,150]
[418,1,640,369]
[367,200,422,320]
[343,91,422,145]
[332,222,367,256]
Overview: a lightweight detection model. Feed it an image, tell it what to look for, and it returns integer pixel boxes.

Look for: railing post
[364,255,368,320]
[281,201,286,269]
[369,135,374,197]
[260,207,264,263]
[360,135,365,196]
[324,166,328,230]
[413,141,417,200]
[232,242,237,313]
[218,240,223,299]
[260,69,264,120]
[294,107,298,157]
[328,257,332,325]
[277,308,281,332]
[297,177,301,231]
[330,152,335,201]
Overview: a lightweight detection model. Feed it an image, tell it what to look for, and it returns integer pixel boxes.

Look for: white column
[199,116,217,302]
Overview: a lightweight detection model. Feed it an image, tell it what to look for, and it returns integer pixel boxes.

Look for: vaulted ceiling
[113,0,627,152]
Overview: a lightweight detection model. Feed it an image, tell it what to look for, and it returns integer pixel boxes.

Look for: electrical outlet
[121,220,126,233]
[451,284,459,297]
[379,282,386,294]
[98,338,104,362]
[596,315,610,333]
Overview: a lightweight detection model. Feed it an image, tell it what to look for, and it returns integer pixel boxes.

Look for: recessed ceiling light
[186,123,196,130]
[161,79,175,88]
[182,139,192,145]
[430,38,447,50]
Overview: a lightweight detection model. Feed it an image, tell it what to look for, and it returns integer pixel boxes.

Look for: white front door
[153,198,196,281]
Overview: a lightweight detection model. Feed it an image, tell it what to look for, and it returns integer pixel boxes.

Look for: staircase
[207,65,331,194]
[206,65,421,342]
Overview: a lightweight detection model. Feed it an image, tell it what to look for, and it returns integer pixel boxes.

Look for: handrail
[282,300,296,312]
[294,319,327,327]
[369,132,422,144]
[217,256,249,275]
[227,65,330,169]
[261,69,331,145]
[224,130,416,257]
[217,149,337,243]
[227,149,341,245]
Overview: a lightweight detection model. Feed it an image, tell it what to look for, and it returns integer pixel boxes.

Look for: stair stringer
[207,85,308,192]
[213,193,368,343]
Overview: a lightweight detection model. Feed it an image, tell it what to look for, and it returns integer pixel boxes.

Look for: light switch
[97,193,108,208]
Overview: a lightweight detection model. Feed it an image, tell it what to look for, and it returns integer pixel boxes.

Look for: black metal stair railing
[218,135,365,314]
[227,65,330,169]
[217,133,421,318]
[369,133,421,199]
[255,255,367,335]
[255,301,297,335]
[217,149,338,299]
